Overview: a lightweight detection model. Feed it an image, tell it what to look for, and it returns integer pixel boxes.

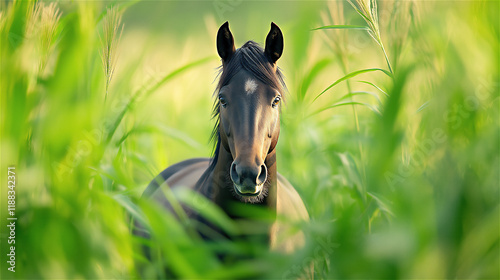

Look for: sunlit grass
[0,0,498,279]
[347,0,392,74]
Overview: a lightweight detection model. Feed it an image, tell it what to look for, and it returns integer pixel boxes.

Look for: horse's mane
[195,41,286,193]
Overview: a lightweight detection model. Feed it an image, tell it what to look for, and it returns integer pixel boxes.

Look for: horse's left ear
[265,22,284,64]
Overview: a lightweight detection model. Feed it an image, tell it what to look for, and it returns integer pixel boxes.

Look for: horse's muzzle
[233,182,264,196]
[230,161,267,196]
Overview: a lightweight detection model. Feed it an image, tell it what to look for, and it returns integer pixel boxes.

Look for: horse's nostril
[230,162,239,184]
[257,164,267,185]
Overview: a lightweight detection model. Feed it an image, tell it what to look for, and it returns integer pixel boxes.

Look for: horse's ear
[265,22,284,64]
[217,21,235,62]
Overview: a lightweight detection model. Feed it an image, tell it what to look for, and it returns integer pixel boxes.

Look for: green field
[1,0,498,279]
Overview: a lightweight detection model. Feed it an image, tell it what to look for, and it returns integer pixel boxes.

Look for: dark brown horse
[139,22,309,262]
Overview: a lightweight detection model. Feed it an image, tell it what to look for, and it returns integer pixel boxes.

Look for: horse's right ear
[217,21,235,62]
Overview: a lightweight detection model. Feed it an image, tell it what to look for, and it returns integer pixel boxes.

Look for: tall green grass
[1,0,498,279]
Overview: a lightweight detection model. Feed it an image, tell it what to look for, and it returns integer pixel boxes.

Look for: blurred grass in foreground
[0,0,498,279]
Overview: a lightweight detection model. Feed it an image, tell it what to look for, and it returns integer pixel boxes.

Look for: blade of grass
[348,2,374,26]
[318,1,370,200]
[142,56,216,100]
[116,123,203,149]
[299,58,331,101]
[367,192,395,217]
[112,193,149,228]
[347,0,394,74]
[141,202,201,278]
[358,80,389,97]
[309,101,381,117]
[338,152,366,204]
[96,0,141,23]
[336,91,382,104]
[104,56,214,146]
[312,68,391,103]
[175,188,240,236]
[312,24,369,31]
[415,101,430,113]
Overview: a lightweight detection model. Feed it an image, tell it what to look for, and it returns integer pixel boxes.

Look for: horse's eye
[272,96,281,108]
[219,96,227,108]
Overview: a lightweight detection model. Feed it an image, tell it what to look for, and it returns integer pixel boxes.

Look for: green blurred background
[1,0,498,279]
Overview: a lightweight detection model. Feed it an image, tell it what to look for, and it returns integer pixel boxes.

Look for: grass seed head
[100,6,124,100]
[38,2,61,73]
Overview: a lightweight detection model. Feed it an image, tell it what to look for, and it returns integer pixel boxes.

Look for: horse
[136,21,310,276]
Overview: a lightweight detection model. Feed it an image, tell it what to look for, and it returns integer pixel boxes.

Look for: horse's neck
[264,151,277,213]
[210,147,277,219]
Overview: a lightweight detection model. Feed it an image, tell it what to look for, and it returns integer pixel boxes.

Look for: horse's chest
[269,180,308,253]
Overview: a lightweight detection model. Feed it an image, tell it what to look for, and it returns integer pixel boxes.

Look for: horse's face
[218,70,281,197]
[216,22,284,200]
